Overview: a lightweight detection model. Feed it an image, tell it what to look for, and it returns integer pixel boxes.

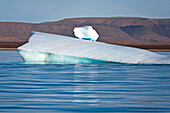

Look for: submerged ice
[18,31,170,64]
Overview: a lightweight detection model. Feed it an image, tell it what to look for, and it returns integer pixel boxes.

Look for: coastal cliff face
[0,17,170,49]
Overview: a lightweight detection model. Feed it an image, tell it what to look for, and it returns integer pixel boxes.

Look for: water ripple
[0,63,170,113]
[0,51,170,112]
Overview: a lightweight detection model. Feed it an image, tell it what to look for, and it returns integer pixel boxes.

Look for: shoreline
[1,48,170,52]
[0,48,17,51]
[0,42,170,52]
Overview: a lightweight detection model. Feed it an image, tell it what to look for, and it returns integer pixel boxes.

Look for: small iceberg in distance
[74,26,99,41]
[17,26,170,64]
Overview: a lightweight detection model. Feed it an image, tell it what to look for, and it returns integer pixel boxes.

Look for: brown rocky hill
[0,17,170,50]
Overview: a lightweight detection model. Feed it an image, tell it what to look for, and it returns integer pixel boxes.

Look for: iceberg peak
[73,26,99,41]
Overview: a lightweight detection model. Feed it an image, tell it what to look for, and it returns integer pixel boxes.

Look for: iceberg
[73,26,99,41]
[17,31,170,64]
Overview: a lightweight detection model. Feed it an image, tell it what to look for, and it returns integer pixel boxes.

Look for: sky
[0,0,170,23]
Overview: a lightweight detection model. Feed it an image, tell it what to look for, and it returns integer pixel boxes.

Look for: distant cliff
[0,17,170,50]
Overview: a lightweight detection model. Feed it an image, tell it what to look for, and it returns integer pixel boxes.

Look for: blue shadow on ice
[18,50,114,64]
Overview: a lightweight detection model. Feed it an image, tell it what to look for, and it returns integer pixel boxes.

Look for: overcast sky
[0,0,170,23]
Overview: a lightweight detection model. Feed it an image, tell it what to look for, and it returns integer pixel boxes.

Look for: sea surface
[0,51,170,113]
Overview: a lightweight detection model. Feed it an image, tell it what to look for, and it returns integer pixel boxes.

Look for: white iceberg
[17,31,170,64]
[74,26,99,41]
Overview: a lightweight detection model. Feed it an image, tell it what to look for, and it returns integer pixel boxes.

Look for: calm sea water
[0,51,170,113]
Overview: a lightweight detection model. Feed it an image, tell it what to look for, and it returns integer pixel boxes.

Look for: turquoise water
[0,51,170,112]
